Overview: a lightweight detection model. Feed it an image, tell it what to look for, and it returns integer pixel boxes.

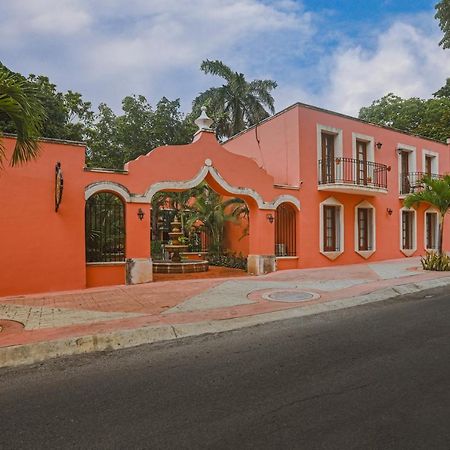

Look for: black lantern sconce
[376,142,383,150]
[387,208,393,216]
[137,208,145,221]
[266,213,274,224]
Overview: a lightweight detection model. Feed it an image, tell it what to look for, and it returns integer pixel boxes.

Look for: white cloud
[0,1,448,120]
[318,19,450,115]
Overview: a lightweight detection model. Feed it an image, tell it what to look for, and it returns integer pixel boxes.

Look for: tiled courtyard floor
[1,258,449,351]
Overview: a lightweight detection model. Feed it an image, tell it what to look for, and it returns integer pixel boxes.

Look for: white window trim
[352,133,375,162]
[424,208,440,252]
[399,206,417,256]
[320,197,344,260]
[397,143,417,196]
[317,124,343,161]
[354,200,376,259]
[422,149,439,175]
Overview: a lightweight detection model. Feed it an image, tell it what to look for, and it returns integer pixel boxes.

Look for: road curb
[1,276,449,369]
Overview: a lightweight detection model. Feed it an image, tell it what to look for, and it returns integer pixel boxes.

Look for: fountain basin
[153,260,209,274]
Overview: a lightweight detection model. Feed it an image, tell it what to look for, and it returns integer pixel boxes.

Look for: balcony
[399,172,444,196]
[318,157,389,195]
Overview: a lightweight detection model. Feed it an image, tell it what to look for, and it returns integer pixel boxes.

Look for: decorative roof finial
[194,106,213,132]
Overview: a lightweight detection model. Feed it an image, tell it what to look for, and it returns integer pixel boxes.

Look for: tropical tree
[404,175,450,256]
[436,0,450,49]
[193,60,277,139]
[0,66,45,167]
[185,186,238,253]
[358,93,450,142]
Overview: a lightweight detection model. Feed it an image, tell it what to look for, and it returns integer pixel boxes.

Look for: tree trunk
[438,214,445,256]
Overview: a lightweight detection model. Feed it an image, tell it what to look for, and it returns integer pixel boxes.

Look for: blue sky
[0,0,448,116]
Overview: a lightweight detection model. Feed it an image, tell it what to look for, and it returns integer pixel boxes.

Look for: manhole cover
[0,320,25,335]
[262,290,319,303]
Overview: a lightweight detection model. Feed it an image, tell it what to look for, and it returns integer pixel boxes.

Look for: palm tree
[193,60,277,139]
[185,186,238,254]
[0,66,45,166]
[404,175,450,255]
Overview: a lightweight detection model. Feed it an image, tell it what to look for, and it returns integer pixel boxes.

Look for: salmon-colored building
[1,103,449,297]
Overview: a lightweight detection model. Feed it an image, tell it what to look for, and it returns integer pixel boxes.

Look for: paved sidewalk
[1,257,450,367]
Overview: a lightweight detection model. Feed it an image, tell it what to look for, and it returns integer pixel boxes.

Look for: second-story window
[356,140,368,185]
[321,132,336,183]
[425,155,433,177]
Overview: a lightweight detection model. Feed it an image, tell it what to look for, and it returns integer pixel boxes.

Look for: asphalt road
[2,286,450,450]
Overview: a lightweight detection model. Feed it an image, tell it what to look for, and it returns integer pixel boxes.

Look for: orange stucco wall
[0,131,279,296]
[225,104,450,269]
[86,264,126,287]
[0,137,87,296]
[2,102,450,297]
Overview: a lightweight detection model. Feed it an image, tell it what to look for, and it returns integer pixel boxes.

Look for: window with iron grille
[275,204,296,256]
[85,193,125,262]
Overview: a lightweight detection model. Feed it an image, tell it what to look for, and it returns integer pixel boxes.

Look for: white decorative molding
[271,195,301,210]
[85,163,301,211]
[399,206,417,257]
[422,149,439,174]
[354,200,376,259]
[319,196,344,260]
[142,163,300,211]
[85,181,132,202]
[352,132,375,162]
[316,124,343,161]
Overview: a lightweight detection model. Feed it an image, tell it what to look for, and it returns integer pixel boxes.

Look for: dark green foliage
[421,252,450,271]
[87,95,194,169]
[0,65,45,166]
[206,252,247,270]
[436,0,450,49]
[358,93,450,142]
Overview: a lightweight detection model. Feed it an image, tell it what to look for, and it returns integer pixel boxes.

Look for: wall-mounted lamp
[266,213,274,224]
[137,208,145,221]
[387,208,393,216]
[376,142,383,150]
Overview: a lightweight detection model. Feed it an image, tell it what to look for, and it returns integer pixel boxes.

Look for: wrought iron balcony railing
[318,157,389,190]
[399,172,443,195]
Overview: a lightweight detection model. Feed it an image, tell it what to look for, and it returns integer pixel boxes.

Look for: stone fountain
[164,216,188,263]
[153,215,209,274]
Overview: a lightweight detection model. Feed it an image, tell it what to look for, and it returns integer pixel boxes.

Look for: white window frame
[354,200,376,259]
[320,197,344,260]
[317,124,343,160]
[422,149,439,175]
[424,208,440,252]
[397,143,417,196]
[399,206,417,256]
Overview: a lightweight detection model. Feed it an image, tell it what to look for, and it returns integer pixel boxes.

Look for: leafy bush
[151,240,164,260]
[421,252,450,271]
[206,252,247,270]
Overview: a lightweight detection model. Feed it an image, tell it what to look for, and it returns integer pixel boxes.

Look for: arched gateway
[84,109,299,287]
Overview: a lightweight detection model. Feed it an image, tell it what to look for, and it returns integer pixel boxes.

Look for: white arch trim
[85,181,131,202]
[84,161,300,211]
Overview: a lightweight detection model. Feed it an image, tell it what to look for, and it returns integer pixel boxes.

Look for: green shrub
[151,240,164,260]
[206,252,247,270]
[421,252,450,271]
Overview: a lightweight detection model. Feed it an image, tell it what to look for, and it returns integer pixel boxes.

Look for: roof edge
[1,132,86,147]
[225,101,448,146]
